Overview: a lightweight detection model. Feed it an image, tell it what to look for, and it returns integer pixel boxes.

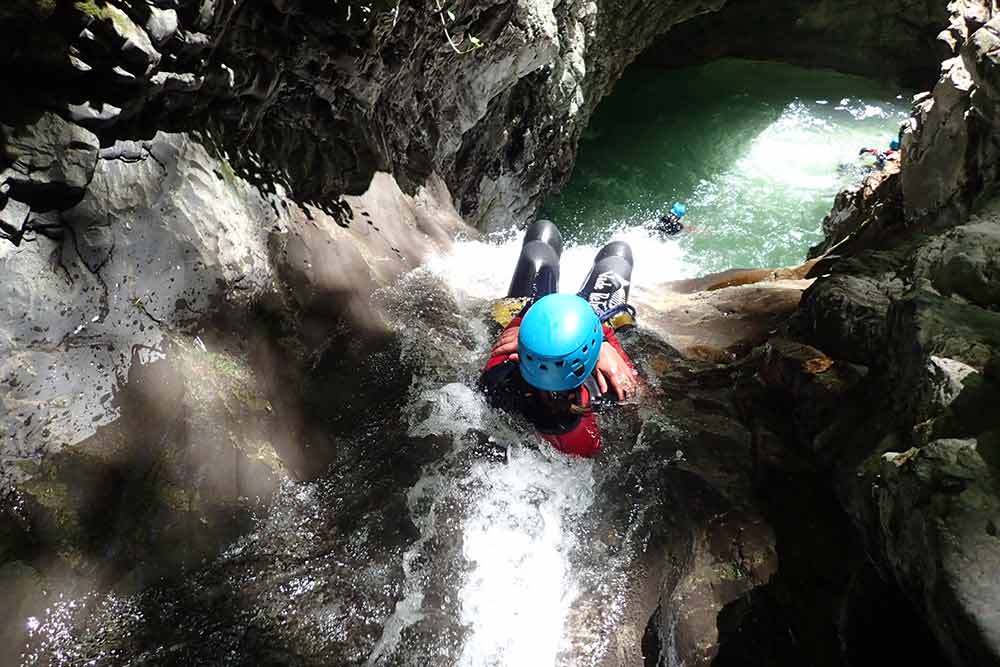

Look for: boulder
[873,438,1000,667]
[145,6,179,46]
[797,270,902,367]
[913,217,1000,309]
[1,113,99,209]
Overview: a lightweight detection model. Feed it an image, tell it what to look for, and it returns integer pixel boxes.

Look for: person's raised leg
[577,241,633,314]
[507,220,563,299]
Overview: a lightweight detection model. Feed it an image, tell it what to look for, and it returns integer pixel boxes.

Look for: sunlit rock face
[2,0,1000,665]
[0,0,966,240]
[0,129,464,665]
[759,5,1000,665]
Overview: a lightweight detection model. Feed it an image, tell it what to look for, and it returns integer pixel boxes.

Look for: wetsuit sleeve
[540,384,602,457]
[480,316,526,415]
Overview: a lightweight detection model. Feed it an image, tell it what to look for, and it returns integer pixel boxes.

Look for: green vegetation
[73,0,135,36]
[434,0,484,54]
[218,156,238,188]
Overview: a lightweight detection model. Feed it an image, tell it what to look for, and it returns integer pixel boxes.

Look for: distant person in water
[654,202,688,236]
[858,137,901,171]
[478,220,639,458]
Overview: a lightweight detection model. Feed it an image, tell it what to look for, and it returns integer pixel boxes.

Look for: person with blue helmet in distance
[859,136,902,170]
[479,220,639,457]
[654,201,687,236]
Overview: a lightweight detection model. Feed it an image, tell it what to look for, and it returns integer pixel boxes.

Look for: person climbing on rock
[479,220,639,458]
[858,137,901,171]
[653,201,688,236]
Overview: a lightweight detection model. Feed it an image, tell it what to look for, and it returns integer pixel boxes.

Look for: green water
[542,59,912,273]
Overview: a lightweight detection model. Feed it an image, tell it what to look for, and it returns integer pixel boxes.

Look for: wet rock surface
[2,0,1000,665]
[0,129,463,664]
[764,3,1000,664]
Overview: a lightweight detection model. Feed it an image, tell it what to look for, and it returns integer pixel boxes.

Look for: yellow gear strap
[491,297,636,331]
[606,309,636,331]
[492,297,531,328]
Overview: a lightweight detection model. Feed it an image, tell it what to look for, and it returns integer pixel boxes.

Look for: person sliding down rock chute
[479,220,639,458]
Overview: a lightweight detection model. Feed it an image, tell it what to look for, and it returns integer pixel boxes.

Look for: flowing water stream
[20,60,911,666]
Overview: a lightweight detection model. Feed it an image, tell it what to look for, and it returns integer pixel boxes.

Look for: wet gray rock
[1,132,275,485]
[912,217,1000,309]
[0,113,99,209]
[874,438,1000,667]
[797,248,910,367]
[0,123,468,663]
[762,3,1000,661]
[784,43,1000,667]
[1,0,973,233]
[807,162,903,258]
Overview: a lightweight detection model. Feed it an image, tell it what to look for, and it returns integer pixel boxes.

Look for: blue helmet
[889,138,901,151]
[671,202,687,218]
[518,293,603,391]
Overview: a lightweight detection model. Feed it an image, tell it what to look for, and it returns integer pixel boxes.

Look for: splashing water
[427,226,699,300]
[17,60,912,667]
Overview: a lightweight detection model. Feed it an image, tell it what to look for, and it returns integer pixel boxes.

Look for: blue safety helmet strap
[671,202,687,218]
[517,293,603,392]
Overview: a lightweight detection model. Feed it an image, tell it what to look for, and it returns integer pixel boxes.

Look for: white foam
[425,225,698,305]
[457,446,595,667]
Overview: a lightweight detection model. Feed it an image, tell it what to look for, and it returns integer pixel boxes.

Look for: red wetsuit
[479,315,636,457]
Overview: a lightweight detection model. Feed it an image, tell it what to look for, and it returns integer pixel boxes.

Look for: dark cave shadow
[707,434,950,667]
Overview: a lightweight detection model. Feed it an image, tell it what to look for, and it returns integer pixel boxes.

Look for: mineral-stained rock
[633,264,817,363]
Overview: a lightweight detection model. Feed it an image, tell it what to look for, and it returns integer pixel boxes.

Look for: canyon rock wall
[758,4,1000,665]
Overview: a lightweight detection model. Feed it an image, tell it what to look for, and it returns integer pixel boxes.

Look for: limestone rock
[797,270,902,367]
[145,6,179,46]
[912,217,1000,309]
[903,57,976,220]
[874,438,1000,667]
[0,113,99,209]
[0,198,30,241]
[1,132,276,472]
[77,0,162,76]
[0,129,467,649]
[634,264,817,363]
[886,291,1000,424]
[808,162,902,258]
[67,101,123,129]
